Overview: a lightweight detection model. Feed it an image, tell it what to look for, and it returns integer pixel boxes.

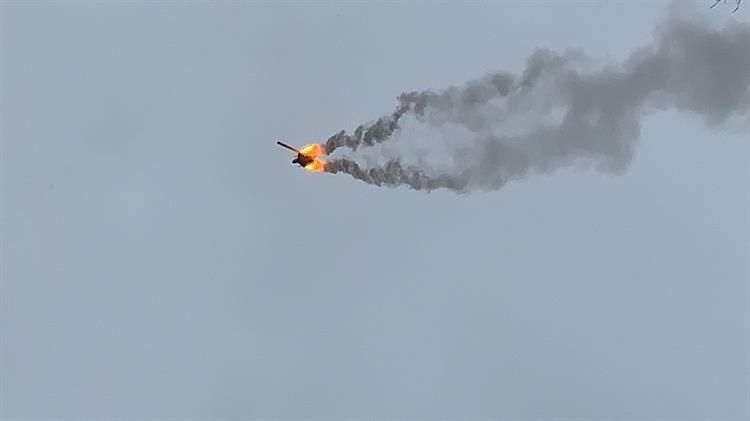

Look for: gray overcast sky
[1,1,748,419]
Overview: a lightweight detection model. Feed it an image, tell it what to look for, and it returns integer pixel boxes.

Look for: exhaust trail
[322,8,750,192]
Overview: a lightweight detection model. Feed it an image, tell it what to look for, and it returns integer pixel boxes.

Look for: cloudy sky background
[1,1,748,419]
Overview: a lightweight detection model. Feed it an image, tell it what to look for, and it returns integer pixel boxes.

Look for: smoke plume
[322,9,750,192]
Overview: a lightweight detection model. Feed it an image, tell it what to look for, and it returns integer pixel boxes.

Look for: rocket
[276,141,316,168]
[276,141,327,172]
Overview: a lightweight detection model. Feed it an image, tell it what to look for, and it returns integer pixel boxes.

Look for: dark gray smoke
[325,158,469,191]
[324,104,410,153]
[323,11,750,192]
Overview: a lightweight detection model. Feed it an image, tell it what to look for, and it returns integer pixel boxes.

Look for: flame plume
[299,143,326,172]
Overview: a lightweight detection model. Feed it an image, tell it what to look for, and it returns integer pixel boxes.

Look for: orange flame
[304,160,326,172]
[299,143,326,172]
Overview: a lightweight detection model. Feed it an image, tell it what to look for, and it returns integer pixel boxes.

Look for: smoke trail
[323,10,750,192]
[325,158,468,191]
[324,104,410,153]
